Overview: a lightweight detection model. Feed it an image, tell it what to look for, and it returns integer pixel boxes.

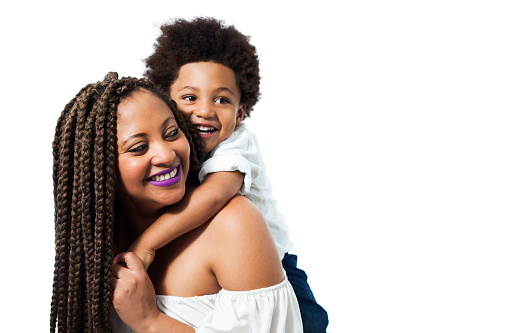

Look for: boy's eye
[128,143,148,154]
[215,97,231,104]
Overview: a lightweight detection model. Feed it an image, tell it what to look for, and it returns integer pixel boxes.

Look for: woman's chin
[155,188,186,208]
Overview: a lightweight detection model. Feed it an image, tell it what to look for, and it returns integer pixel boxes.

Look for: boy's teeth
[150,168,177,182]
[197,126,216,133]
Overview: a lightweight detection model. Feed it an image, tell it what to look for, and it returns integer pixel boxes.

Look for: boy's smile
[169,61,246,153]
[195,125,217,138]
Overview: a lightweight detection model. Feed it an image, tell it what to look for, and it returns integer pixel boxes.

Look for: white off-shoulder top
[111,278,303,332]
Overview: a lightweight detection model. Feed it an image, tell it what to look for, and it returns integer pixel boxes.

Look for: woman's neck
[115,200,166,251]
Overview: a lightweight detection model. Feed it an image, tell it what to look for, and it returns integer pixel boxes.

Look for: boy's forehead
[174,62,240,93]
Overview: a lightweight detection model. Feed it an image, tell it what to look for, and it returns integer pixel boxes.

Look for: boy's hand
[128,238,155,270]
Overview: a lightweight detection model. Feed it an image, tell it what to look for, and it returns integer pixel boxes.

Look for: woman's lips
[147,164,182,187]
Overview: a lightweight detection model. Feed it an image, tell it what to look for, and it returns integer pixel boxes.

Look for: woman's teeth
[150,168,177,182]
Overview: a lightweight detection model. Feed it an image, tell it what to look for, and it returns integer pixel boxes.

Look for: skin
[170,61,246,154]
[116,88,190,221]
[112,89,284,332]
[129,62,247,269]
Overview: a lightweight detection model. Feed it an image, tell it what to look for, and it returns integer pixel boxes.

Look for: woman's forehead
[118,90,174,119]
[116,90,177,135]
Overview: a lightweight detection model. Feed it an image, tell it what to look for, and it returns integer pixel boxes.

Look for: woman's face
[116,89,190,216]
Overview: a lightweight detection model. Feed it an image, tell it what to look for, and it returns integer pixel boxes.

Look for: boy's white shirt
[198,123,292,259]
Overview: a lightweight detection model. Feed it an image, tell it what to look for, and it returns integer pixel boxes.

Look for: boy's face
[169,61,246,153]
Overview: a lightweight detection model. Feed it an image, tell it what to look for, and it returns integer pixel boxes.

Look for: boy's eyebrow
[215,87,236,97]
[177,85,199,92]
[177,85,236,97]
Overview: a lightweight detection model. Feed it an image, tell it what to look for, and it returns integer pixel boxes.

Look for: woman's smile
[147,164,182,187]
[116,89,191,214]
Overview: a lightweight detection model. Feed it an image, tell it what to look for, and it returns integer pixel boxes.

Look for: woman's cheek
[118,157,146,193]
[176,133,191,178]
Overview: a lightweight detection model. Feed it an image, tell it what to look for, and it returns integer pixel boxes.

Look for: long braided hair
[50,72,202,332]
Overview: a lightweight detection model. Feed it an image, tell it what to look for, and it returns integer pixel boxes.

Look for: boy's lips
[147,164,182,187]
[196,124,217,139]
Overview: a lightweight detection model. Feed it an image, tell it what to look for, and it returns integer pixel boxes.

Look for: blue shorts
[282,253,329,332]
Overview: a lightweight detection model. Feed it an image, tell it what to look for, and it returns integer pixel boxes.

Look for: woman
[50,72,302,332]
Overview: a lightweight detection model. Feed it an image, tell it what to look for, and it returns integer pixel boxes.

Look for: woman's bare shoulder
[204,195,285,291]
[210,195,264,230]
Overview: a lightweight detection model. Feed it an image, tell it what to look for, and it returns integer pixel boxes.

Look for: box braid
[50,72,202,333]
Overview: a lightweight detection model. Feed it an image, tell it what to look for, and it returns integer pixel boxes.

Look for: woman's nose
[150,142,176,166]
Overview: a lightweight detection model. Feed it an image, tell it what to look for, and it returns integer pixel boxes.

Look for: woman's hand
[112,252,160,332]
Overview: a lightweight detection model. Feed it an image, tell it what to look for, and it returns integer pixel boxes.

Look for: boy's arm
[129,171,244,269]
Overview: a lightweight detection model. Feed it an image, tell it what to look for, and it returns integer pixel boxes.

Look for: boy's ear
[236,105,246,125]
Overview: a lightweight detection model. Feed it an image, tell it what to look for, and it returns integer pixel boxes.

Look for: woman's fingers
[112,252,127,280]
[124,252,145,270]
[113,252,141,282]
[113,252,144,271]
[112,251,147,290]
[112,261,125,279]
[113,252,129,266]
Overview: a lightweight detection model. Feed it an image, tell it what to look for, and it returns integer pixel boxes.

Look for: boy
[132,17,328,332]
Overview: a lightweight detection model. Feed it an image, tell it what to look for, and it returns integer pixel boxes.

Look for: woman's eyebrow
[122,117,175,145]
[122,133,147,146]
[162,117,176,128]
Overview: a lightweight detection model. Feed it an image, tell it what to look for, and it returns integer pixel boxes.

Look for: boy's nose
[193,99,214,119]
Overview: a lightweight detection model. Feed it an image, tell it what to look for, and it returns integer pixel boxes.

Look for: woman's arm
[112,252,195,333]
[194,196,303,331]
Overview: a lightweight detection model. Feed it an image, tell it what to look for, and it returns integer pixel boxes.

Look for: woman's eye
[166,128,179,139]
[128,143,148,153]
[183,95,196,102]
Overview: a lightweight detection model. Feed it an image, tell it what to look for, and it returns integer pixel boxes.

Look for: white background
[1,1,516,332]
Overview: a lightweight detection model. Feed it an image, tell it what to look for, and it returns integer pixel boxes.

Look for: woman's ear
[236,105,246,126]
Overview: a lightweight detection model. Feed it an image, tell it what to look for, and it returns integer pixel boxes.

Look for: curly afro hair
[144,17,260,118]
